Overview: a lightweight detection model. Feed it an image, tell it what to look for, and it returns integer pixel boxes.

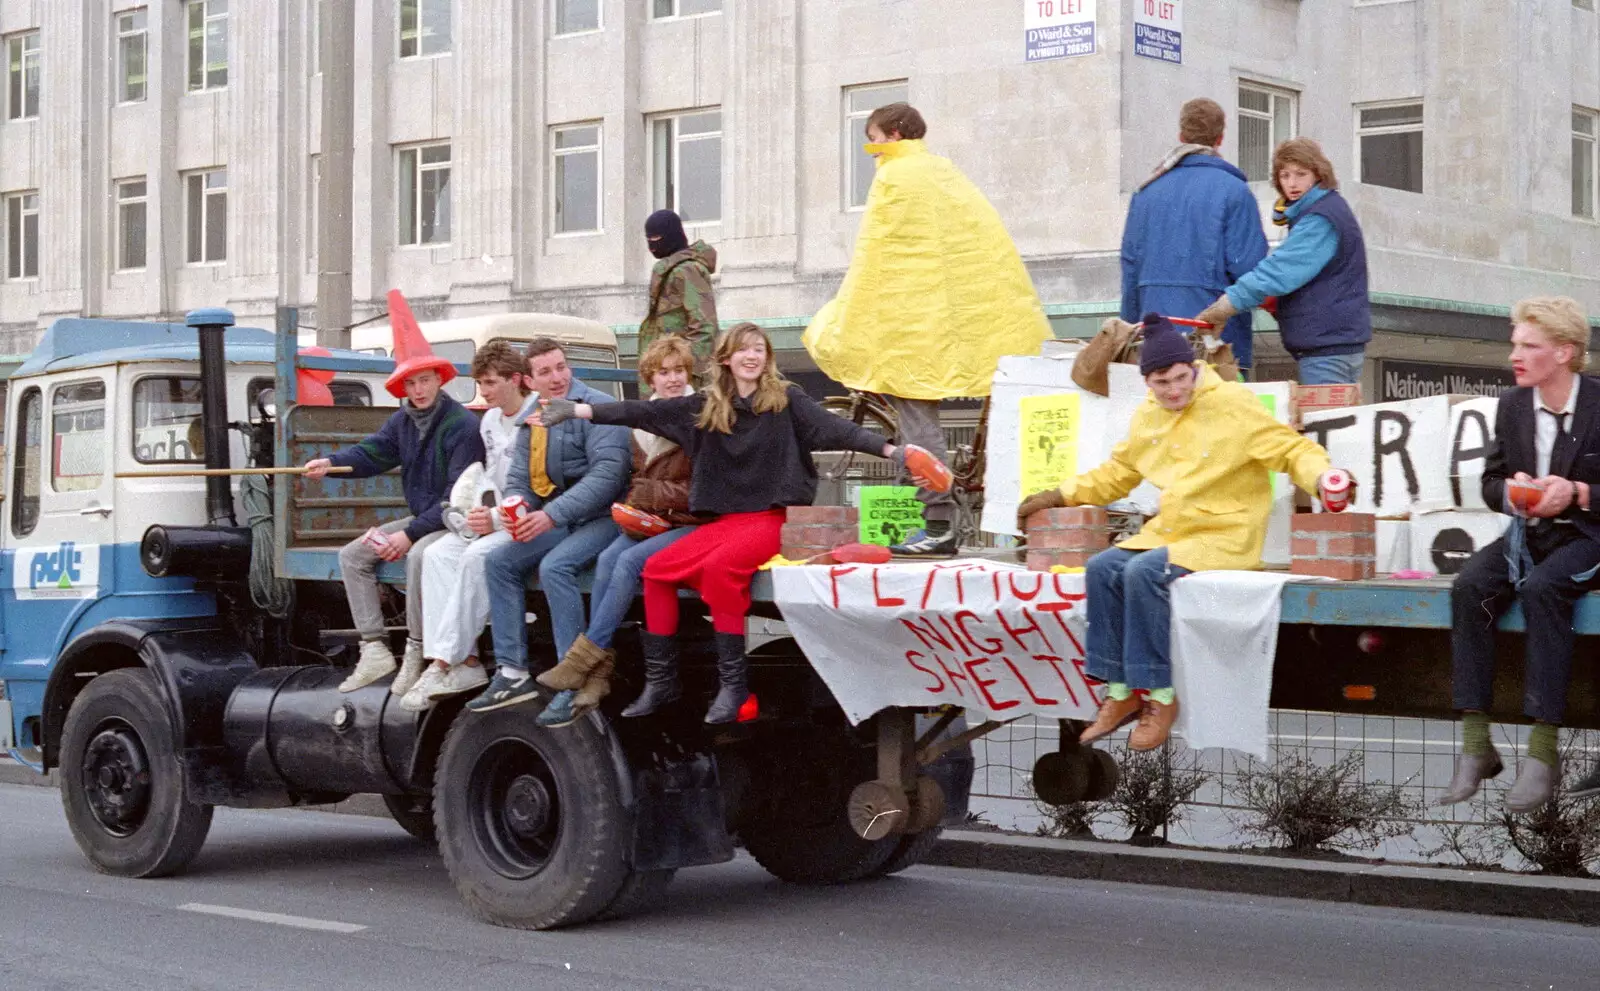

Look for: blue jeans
[485,517,620,674]
[587,526,697,649]
[1084,546,1191,691]
[1296,351,1364,385]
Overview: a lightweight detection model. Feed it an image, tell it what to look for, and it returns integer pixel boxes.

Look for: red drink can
[500,495,530,528]
[1320,469,1352,513]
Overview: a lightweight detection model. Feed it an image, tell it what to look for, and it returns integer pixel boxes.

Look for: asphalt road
[0,783,1592,991]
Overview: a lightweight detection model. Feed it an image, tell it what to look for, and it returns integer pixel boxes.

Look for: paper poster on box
[1019,393,1081,499]
[1302,396,1451,516]
[1447,397,1500,512]
[857,486,924,547]
[1408,511,1509,575]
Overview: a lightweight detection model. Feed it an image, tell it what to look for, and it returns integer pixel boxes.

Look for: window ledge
[397,51,453,62]
[551,28,604,39]
[185,260,226,268]
[550,229,605,239]
[650,11,724,23]
[397,241,451,250]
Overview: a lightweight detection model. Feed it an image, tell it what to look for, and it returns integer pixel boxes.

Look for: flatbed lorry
[1,308,1594,930]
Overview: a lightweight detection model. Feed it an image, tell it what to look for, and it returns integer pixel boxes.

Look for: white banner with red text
[770,559,1104,725]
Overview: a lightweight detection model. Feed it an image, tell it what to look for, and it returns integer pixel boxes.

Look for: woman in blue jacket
[1197,138,1372,386]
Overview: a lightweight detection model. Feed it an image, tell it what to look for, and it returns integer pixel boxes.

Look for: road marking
[178,903,367,934]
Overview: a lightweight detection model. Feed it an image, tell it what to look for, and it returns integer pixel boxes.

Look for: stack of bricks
[1023,507,1111,572]
[782,506,860,561]
[1290,512,1377,580]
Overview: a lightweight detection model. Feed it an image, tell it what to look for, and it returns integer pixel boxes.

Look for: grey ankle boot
[622,632,681,718]
[1436,747,1504,807]
[1506,757,1558,814]
[704,632,751,725]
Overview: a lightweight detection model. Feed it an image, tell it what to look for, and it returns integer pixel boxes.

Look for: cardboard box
[1291,383,1362,427]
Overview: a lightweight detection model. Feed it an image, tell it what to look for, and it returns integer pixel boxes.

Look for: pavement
[4,757,1598,930]
[0,781,1595,991]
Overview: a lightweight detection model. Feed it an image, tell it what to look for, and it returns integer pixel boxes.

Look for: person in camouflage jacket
[640,209,719,370]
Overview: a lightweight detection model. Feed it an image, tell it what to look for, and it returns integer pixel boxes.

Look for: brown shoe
[571,655,614,712]
[1128,698,1179,751]
[1079,694,1144,745]
[537,634,610,692]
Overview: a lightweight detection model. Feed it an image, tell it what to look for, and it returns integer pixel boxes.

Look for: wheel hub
[81,723,152,837]
[468,739,562,880]
[504,775,552,839]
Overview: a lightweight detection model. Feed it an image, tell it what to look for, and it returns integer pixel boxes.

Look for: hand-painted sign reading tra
[11,542,100,600]
[770,560,1102,724]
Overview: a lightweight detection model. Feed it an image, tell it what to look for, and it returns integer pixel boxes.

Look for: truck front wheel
[433,710,632,930]
[59,669,214,878]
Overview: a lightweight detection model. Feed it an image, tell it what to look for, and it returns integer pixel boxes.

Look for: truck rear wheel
[741,741,897,885]
[382,794,437,843]
[59,669,213,878]
[433,709,631,930]
[871,827,943,877]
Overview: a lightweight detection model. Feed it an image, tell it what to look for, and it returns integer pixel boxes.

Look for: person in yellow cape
[803,102,1051,556]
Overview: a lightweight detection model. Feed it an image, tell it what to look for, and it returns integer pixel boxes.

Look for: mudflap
[630,750,736,872]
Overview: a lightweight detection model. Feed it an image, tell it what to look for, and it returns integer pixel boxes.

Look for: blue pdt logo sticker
[14,542,99,600]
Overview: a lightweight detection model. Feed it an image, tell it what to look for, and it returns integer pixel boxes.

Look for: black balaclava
[645,209,689,259]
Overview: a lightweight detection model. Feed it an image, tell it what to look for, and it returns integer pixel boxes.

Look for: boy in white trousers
[401,341,540,710]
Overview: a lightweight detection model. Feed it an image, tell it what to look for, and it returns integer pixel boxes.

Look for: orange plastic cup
[903,444,954,494]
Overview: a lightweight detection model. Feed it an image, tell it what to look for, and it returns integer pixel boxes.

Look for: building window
[1238,83,1297,183]
[117,10,149,104]
[1578,0,1595,10]
[11,386,40,537]
[398,143,452,245]
[399,0,451,58]
[652,0,721,18]
[552,124,602,234]
[555,0,601,34]
[5,31,40,120]
[651,110,721,225]
[117,178,148,271]
[843,81,909,209]
[52,381,108,493]
[1575,109,1598,219]
[1358,102,1424,194]
[4,191,39,280]
[133,378,205,463]
[185,169,228,264]
[186,0,229,92]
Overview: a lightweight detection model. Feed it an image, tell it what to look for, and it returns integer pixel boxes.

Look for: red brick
[1323,535,1377,557]
[1025,549,1097,572]
[1290,537,1323,558]
[786,505,858,525]
[1291,511,1376,535]
[781,524,860,548]
[1027,526,1111,551]
[1025,506,1109,530]
[781,544,833,563]
[1291,558,1375,581]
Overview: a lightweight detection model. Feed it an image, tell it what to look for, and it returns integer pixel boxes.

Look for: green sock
[1107,682,1132,701]
[1528,723,1559,768]
[1461,712,1492,757]
[1147,687,1176,706]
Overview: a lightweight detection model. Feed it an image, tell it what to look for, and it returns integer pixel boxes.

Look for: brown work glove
[1193,294,1239,330]
[1017,488,1066,531]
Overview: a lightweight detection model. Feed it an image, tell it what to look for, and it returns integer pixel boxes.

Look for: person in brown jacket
[536,336,701,726]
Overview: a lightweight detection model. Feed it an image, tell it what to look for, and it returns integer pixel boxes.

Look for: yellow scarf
[526,424,556,498]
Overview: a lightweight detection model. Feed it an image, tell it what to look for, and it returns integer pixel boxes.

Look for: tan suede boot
[571,655,614,713]
[537,634,609,692]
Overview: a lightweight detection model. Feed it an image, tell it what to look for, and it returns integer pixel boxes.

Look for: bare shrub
[1032,798,1100,839]
[1497,749,1600,877]
[1103,746,1210,845]
[1229,752,1419,853]
[1419,821,1506,871]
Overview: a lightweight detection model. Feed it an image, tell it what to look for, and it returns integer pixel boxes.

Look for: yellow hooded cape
[803,140,1052,400]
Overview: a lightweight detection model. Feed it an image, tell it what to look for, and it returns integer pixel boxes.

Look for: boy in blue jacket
[305,359,484,694]
[469,339,632,712]
[1120,97,1268,371]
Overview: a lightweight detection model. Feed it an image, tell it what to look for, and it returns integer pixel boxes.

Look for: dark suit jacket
[1482,376,1600,545]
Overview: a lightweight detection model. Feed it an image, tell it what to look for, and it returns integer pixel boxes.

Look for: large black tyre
[59,668,213,878]
[872,826,943,878]
[382,793,437,843]
[433,709,632,930]
[595,869,675,921]
[741,741,898,885]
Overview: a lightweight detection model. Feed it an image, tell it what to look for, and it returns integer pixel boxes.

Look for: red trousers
[642,509,784,635]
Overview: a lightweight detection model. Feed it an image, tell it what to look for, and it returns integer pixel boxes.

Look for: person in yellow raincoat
[804,103,1052,556]
[1016,314,1347,750]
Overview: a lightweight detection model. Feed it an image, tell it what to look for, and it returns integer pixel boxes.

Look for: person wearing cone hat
[1015,313,1346,751]
[304,290,485,695]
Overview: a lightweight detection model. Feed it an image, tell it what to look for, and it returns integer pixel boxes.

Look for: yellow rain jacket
[803,140,1052,400]
[1058,365,1331,572]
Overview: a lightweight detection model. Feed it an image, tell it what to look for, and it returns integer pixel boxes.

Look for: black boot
[704,632,751,725]
[622,632,681,718]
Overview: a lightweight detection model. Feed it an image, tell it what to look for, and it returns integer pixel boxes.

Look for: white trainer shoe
[340,639,398,692]
[399,663,490,713]
[391,639,426,696]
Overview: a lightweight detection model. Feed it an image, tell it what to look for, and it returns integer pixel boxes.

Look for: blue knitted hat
[1138,312,1194,376]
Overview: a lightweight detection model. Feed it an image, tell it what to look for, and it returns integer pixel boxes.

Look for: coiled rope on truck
[240,474,294,618]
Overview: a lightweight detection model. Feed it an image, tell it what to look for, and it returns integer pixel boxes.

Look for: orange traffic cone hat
[384,288,457,398]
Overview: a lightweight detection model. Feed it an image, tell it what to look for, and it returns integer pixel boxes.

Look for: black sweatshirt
[589,386,886,516]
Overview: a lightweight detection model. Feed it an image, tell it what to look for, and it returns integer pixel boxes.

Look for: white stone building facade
[1,0,1599,394]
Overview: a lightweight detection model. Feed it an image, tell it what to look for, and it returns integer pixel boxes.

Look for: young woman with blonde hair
[533,322,940,723]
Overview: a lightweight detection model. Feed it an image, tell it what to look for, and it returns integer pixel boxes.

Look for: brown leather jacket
[625,440,698,525]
